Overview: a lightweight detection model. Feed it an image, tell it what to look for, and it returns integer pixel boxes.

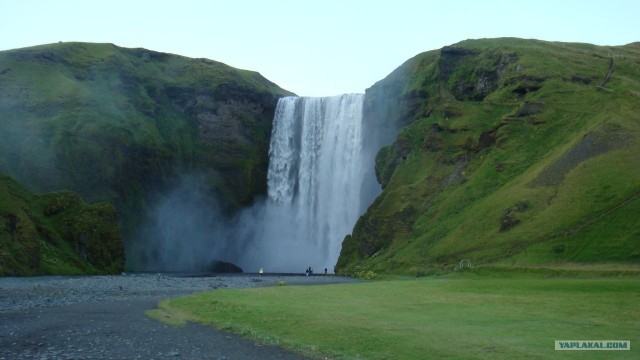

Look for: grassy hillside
[0,42,293,268]
[337,38,640,275]
[0,174,124,275]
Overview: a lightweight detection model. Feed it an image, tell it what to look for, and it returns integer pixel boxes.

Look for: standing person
[324,268,327,275]
[259,267,264,277]
[305,267,309,276]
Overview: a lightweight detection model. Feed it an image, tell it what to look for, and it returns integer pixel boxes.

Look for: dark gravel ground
[0,273,360,359]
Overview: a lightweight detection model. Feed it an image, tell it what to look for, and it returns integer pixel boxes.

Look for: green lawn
[148,275,639,359]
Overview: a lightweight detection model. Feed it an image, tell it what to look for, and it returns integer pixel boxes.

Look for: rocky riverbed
[0,273,359,359]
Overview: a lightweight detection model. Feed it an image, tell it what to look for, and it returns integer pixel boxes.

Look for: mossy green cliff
[338,38,640,275]
[0,42,293,269]
[0,174,124,275]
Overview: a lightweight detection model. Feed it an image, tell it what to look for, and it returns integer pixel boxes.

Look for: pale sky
[1,0,638,96]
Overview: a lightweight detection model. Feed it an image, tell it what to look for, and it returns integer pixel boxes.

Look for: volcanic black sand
[0,273,360,359]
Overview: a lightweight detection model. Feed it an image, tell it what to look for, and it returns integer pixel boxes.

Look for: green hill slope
[0,42,293,268]
[337,38,640,275]
[0,174,124,275]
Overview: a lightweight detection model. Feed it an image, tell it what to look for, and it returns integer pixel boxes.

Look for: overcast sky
[1,0,638,96]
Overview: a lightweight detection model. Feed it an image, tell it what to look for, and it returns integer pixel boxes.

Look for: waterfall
[136,94,384,273]
[239,94,376,273]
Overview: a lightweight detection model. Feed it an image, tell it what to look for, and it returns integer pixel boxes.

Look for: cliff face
[0,42,293,269]
[0,174,124,275]
[337,38,640,275]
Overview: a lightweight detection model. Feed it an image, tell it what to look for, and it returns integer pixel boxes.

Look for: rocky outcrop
[499,201,528,232]
[439,45,519,101]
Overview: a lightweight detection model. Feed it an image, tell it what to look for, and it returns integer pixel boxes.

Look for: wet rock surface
[0,273,359,359]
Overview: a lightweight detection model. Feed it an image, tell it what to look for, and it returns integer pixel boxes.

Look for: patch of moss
[0,174,124,275]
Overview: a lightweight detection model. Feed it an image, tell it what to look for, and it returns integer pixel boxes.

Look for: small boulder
[207,260,243,274]
[516,101,545,117]
[499,212,521,232]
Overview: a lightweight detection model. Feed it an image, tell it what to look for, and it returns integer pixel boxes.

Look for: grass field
[149,273,639,359]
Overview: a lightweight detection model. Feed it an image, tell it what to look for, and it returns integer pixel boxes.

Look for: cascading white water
[240,94,374,273]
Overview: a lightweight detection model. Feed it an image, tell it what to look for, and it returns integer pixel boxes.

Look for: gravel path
[0,273,360,359]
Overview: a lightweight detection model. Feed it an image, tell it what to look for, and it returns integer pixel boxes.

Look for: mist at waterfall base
[137,94,387,273]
